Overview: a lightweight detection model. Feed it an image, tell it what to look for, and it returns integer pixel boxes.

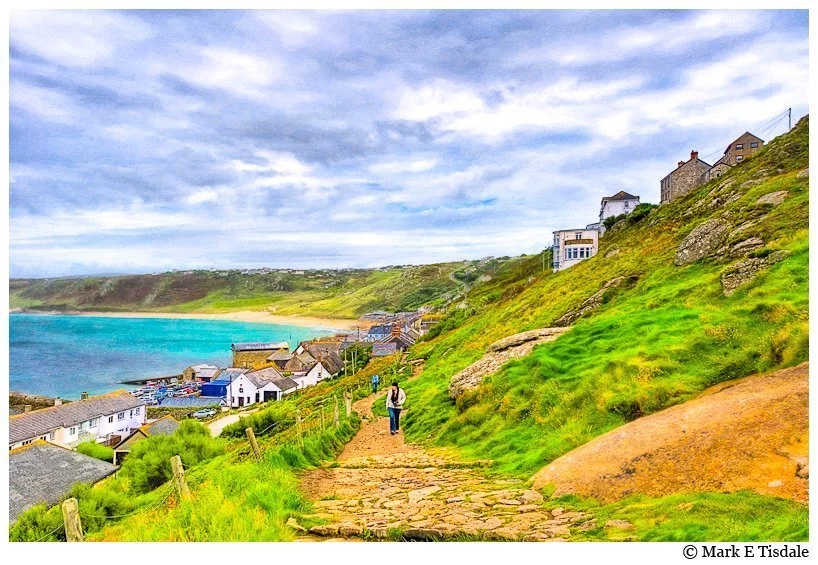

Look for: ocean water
[9,313,333,399]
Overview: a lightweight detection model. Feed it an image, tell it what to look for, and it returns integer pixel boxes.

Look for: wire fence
[76,482,176,520]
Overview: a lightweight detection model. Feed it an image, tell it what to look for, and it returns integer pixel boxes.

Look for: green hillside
[10,257,522,319]
[400,116,809,477]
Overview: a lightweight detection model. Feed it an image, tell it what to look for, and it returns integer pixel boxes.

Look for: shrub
[119,420,225,493]
[76,439,115,463]
[627,203,658,223]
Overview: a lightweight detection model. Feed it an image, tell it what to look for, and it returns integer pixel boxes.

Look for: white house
[9,390,147,450]
[599,191,640,234]
[552,228,599,273]
[225,367,299,408]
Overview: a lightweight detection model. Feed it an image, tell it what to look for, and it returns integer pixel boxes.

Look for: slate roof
[10,390,145,445]
[267,350,294,362]
[245,366,286,388]
[301,344,344,375]
[9,441,119,523]
[215,368,250,382]
[114,416,180,452]
[232,342,289,352]
[602,191,639,202]
[284,352,318,373]
[157,396,224,408]
[368,325,393,335]
[270,377,299,392]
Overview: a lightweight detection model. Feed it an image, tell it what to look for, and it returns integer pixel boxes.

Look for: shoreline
[10,309,364,332]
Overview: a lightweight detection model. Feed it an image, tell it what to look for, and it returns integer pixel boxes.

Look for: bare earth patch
[532,363,809,504]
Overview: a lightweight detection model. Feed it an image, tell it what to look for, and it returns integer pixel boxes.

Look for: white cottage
[599,191,641,234]
[9,390,147,450]
[225,366,299,408]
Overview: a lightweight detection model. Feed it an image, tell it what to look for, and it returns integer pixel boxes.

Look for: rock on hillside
[531,363,808,504]
[674,219,731,266]
[448,327,569,399]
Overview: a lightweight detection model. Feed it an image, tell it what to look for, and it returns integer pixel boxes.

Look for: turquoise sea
[9,313,333,399]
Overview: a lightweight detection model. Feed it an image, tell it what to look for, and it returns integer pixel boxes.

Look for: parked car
[191,408,217,419]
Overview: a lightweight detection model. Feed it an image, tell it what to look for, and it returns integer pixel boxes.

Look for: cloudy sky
[10,9,808,277]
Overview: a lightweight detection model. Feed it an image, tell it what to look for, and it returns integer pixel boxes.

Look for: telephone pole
[788,107,792,131]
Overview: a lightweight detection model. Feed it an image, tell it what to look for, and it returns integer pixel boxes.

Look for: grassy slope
[402,117,808,477]
[10,259,521,319]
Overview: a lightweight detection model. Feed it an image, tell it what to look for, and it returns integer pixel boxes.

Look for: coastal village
[7,117,795,533]
[8,308,439,522]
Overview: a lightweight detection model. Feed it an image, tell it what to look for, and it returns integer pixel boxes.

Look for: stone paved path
[297,384,595,541]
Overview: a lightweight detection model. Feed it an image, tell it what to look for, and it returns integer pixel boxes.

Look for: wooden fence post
[61,498,83,542]
[170,455,191,501]
[246,427,261,460]
[296,410,303,446]
[320,405,326,429]
[333,396,340,428]
[344,391,352,417]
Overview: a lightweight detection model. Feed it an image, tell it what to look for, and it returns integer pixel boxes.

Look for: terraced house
[9,390,146,450]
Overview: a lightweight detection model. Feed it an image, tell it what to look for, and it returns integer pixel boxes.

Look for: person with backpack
[386,381,406,435]
[371,373,380,393]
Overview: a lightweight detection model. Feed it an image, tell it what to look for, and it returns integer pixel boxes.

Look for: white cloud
[392,79,486,122]
[515,11,767,67]
[10,11,153,68]
[10,81,78,124]
[368,158,438,175]
[171,46,282,99]
[186,190,220,205]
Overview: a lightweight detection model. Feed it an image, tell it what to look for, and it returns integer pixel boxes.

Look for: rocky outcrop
[605,247,620,258]
[755,190,788,206]
[720,251,789,296]
[796,168,808,179]
[729,237,765,258]
[674,219,731,266]
[448,327,569,399]
[555,277,626,326]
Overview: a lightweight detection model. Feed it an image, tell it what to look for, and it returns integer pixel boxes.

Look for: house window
[108,416,114,423]
[736,155,744,163]
[579,248,585,259]
[135,407,140,415]
[118,412,125,421]
[750,142,758,148]
[23,439,32,446]
[49,432,55,441]
[69,427,76,435]
[736,143,743,149]
[90,418,99,427]
[575,233,582,240]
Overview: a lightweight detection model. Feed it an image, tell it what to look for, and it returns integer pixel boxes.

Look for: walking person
[371,373,380,393]
[386,381,406,435]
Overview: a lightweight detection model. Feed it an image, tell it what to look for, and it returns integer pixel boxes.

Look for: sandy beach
[12,309,364,332]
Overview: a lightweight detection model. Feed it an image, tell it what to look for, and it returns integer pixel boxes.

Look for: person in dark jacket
[386,381,406,435]
[371,373,380,393]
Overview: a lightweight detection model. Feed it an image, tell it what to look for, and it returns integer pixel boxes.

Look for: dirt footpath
[532,363,809,503]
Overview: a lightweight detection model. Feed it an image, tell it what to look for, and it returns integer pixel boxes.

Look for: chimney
[81,391,89,400]
[691,150,698,161]
[24,405,32,413]
[391,324,402,337]
[54,397,62,406]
